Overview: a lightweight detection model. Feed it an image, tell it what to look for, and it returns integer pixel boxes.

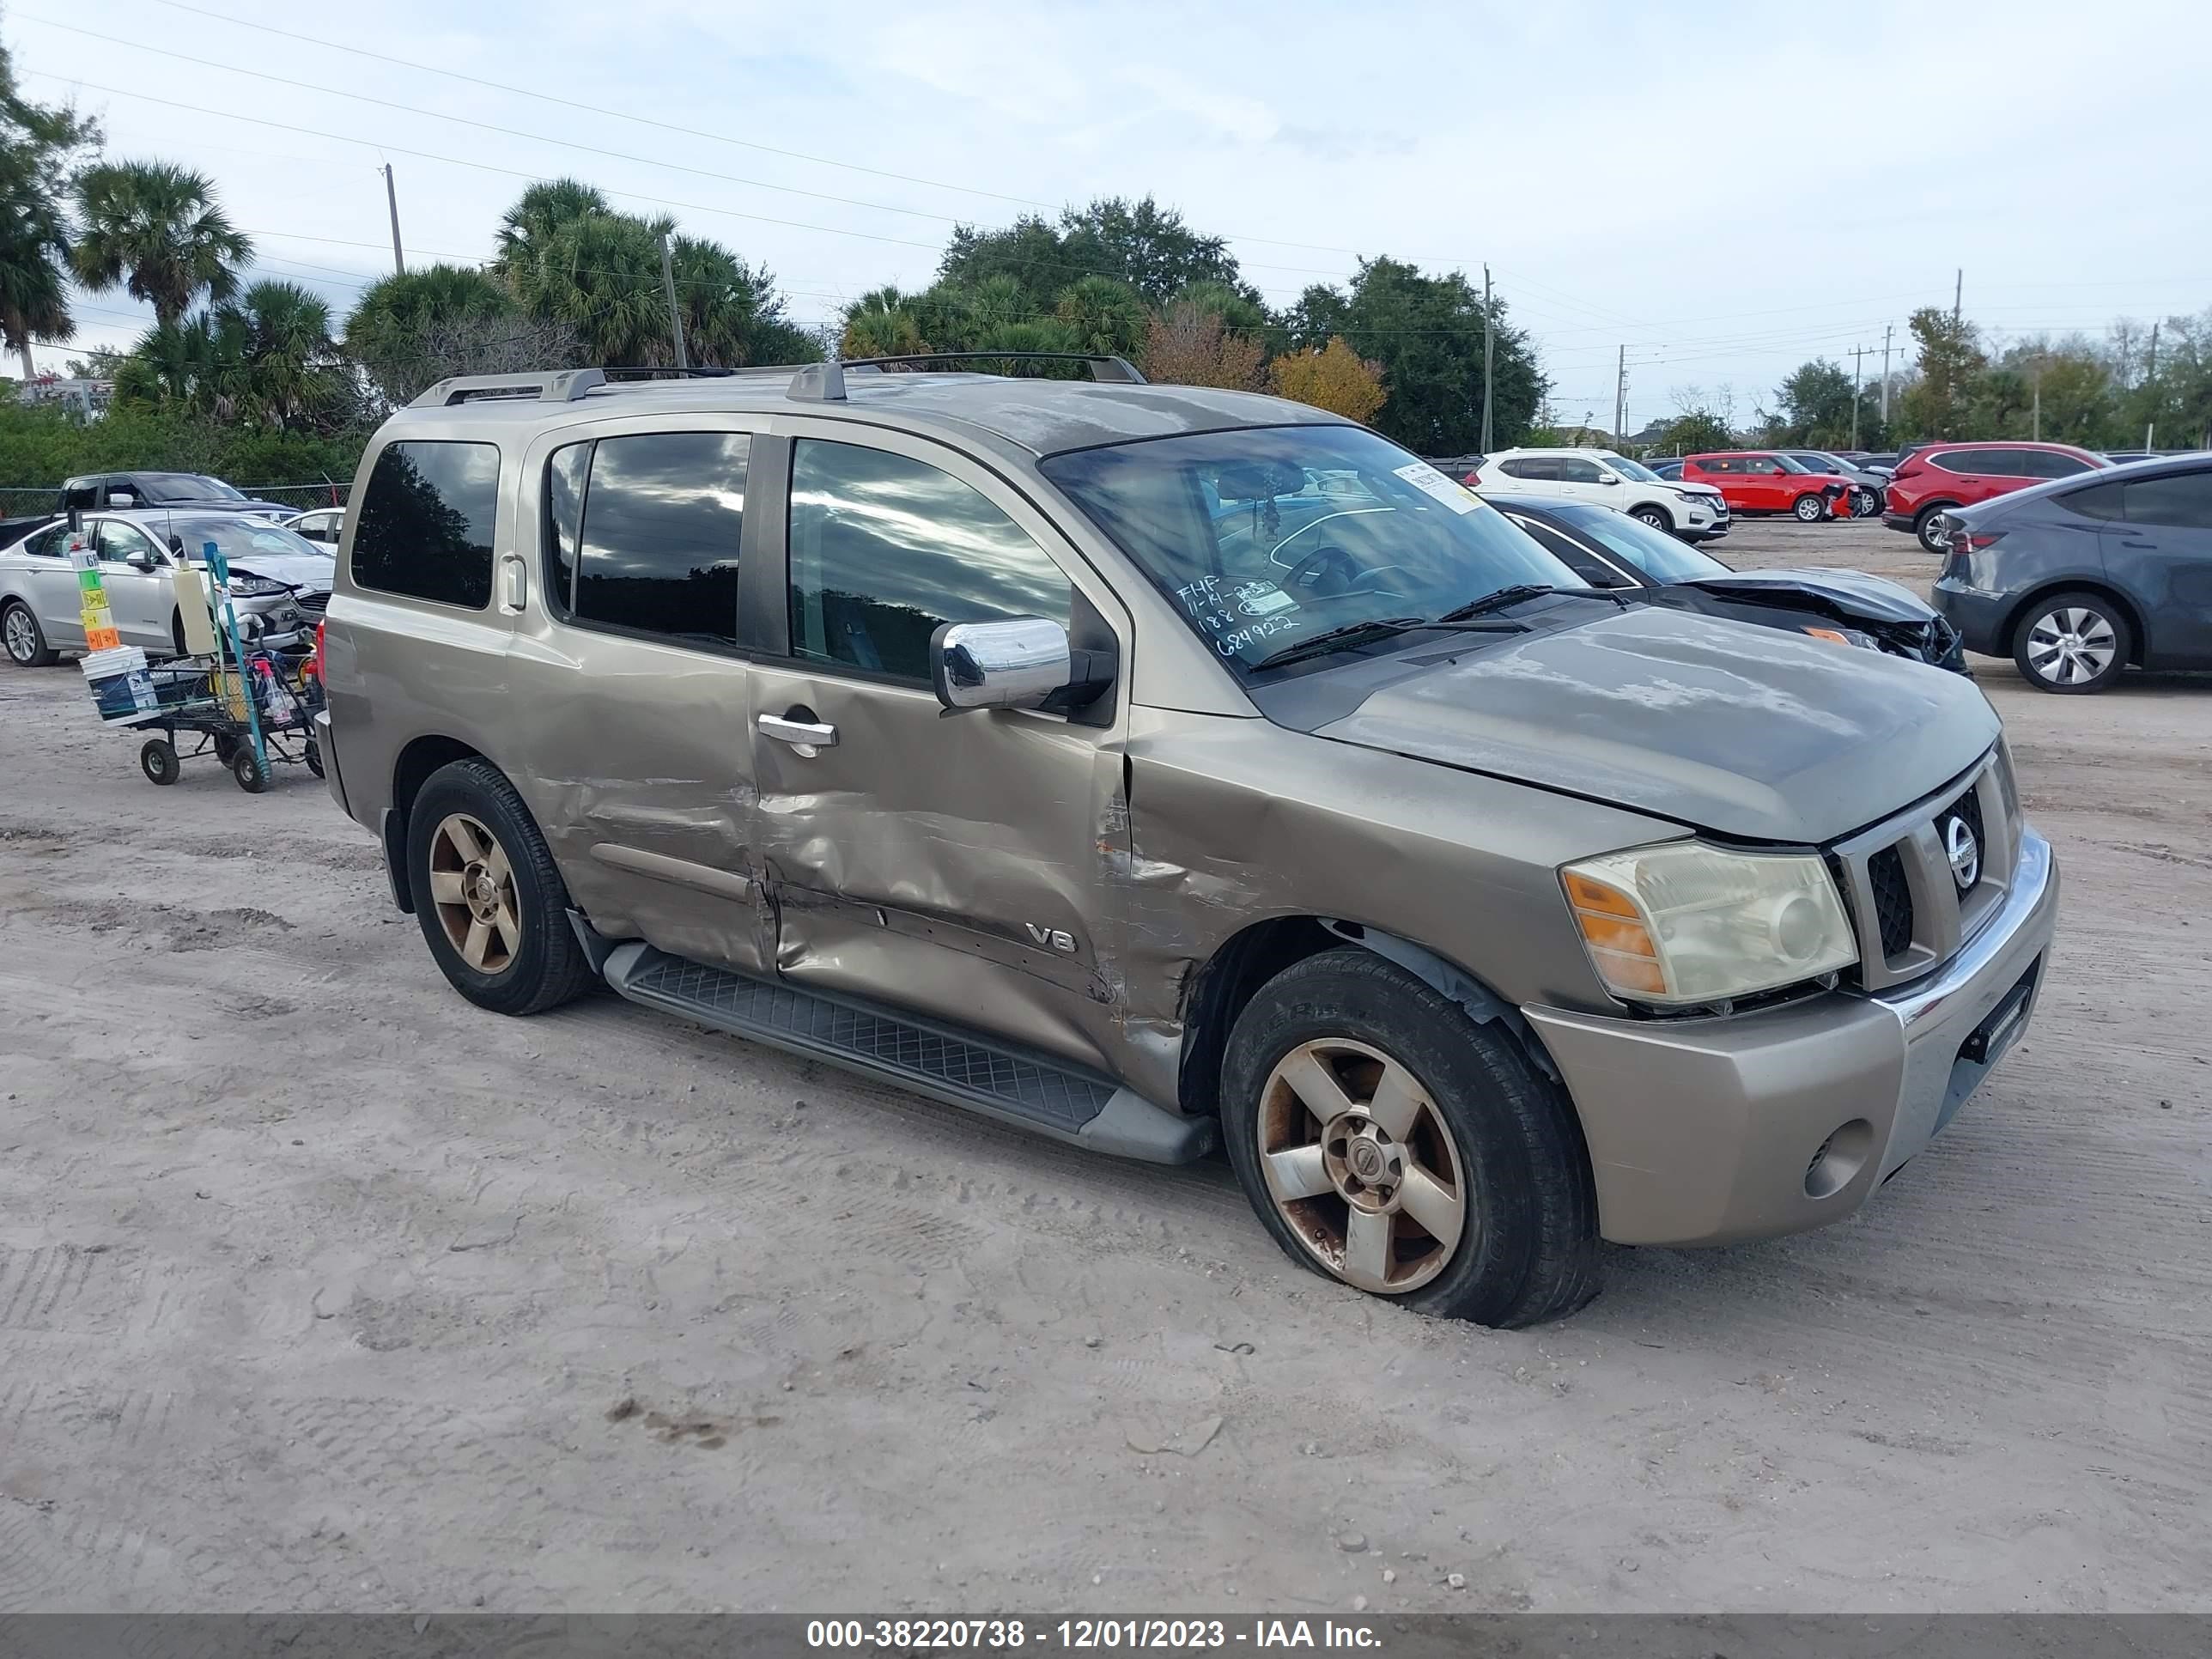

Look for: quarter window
[2058,481,2126,520]
[786,439,1071,684]
[1501,457,1559,480]
[562,432,749,648]
[1936,450,2005,476]
[351,441,500,610]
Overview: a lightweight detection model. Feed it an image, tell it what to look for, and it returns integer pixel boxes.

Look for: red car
[1881,441,2108,552]
[1680,453,1850,522]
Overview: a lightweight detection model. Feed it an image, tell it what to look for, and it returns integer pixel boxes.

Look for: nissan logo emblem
[1945,817,1981,892]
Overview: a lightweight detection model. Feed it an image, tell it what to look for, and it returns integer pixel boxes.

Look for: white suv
[1473,448,1729,542]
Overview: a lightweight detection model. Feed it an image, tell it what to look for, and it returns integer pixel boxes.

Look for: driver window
[786,439,1072,684]
[1558,458,1601,484]
[96,522,159,565]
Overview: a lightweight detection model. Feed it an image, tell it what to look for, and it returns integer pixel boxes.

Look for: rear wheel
[1915,504,1960,552]
[407,758,591,1016]
[1632,503,1672,532]
[231,745,267,793]
[3,599,57,666]
[2013,590,2130,694]
[1220,948,1600,1328]
[1793,493,1826,522]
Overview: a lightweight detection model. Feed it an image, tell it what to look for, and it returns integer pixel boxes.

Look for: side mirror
[1595,471,1620,486]
[107,489,138,509]
[125,551,158,570]
[931,617,1075,712]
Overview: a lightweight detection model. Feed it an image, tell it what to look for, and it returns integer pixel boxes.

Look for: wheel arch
[1631,498,1674,530]
[383,734,490,912]
[1997,579,2147,666]
[1176,915,1558,1115]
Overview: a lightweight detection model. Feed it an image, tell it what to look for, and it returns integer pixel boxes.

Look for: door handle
[500,553,527,610]
[757,711,838,751]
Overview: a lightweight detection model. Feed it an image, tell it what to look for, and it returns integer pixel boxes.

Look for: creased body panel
[1109,706,1682,1108]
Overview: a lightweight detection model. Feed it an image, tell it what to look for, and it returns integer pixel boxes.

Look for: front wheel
[407,757,591,1016]
[1793,493,1827,522]
[140,738,179,786]
[1220,948,1600,1328]
[2014,591,2130,693]
[232,745,267,793]
[1632,504,1672,532]
[3,600,58,667]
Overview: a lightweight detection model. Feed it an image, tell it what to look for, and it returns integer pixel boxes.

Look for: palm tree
[841,286,927,360]
[71,161,252,326]
[0,42,99,380]
[345,263,540,405]
[493,178,611,281]
[215,280,344,429]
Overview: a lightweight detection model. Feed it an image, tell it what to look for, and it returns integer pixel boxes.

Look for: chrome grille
[1832,746,2020,993]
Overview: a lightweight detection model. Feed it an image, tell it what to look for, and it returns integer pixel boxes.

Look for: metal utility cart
[134,646,324,793]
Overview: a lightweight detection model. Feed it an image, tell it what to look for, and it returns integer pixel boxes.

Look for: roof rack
[787,351,1146,404]
[410,368,607,407]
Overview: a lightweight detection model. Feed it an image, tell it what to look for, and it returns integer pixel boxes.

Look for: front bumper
[1525,829,2058,1247]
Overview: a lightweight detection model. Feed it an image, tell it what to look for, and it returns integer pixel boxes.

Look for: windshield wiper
[1252,617,1427,672]
[1437,583,1628,621]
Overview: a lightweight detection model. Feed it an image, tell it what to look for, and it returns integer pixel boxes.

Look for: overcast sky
[21,0,2211,431]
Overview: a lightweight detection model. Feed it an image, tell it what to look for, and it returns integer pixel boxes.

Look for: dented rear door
[504,414,775,974]
[743,425,1134,1074]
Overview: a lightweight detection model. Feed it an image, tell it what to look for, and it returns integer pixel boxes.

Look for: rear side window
[2021,451,2092,479]
[1700,457,1735,474]
[556,432,749,649]
[1936,449,2008,476]
[1501,457,1558,480]
[351,441,499,610]
[786,439,1071,684]
[2058,481,2127,520]
[2122,471,2212,529]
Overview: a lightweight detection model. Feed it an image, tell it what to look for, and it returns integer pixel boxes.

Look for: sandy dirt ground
[1,518,2206,1614]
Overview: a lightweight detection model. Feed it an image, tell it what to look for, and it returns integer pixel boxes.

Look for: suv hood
[1311,605,1996,843]
[1686,566,1935,623]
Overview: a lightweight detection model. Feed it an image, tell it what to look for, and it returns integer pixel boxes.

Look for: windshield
[140,473,246,502]
[1548,502,1731,583]
[1041,425,1584,676]
[168,516,332,566]
[1598,453,1664,483]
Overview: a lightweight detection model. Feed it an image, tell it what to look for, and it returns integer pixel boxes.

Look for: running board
[599,943,1214,1165]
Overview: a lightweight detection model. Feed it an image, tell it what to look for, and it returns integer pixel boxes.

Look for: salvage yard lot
[1,519,2205,1613]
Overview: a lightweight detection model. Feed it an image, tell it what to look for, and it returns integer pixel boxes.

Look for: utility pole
[1880,324,1893,425]
[1480,264,1495,454]
[2032,368,2040,441]
[1850,345,1865,449]
[380,164,404,276]
[1946,269,1962,437]
[1613,345,1626,448]
[2146,322,2160,452]
[658,230,690,371]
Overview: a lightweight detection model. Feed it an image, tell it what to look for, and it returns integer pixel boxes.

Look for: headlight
[1561,842,1857,1006]
[228,575,287,597]
[1802,624,1880,650]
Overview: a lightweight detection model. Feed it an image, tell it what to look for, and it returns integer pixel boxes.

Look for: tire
[1915,504,1959,553]
[406,757,591,1017]
[1793,493,1826,522]
[1219,947,1600,1328]
[304,738,324,780]
[232,745,267,793]
[140,738,179,786]
[1631,504,1672,533]
[170,608,187,658]
[213,732,241,765]
[2012,590,2130,694]
[3,599,58,667]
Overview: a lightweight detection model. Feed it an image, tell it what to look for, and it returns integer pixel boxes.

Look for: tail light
[310,618,325,678]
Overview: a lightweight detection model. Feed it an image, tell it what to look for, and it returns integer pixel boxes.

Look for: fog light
[1804,1119,1874,1199]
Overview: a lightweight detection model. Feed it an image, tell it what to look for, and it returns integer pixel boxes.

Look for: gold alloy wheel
[427,812,520,974]
[1255,1037,1469,1294]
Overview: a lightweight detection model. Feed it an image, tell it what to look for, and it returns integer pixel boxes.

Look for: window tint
[1557,457,1602,484]
[546,441,589,608]
[2122,470,2212,529]
[1935,449,2004,476]
[787,439,1070,683]
[1697,457,1733,474]
[21,524,69,556]
[1502,457,1558,480]
[563,432,749,647]
[2058,480,2127,521]
[351,441,499,609]
[2021,451,2092,478]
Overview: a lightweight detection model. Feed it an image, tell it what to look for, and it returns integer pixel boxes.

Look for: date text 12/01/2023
[805,1619,1385,1650]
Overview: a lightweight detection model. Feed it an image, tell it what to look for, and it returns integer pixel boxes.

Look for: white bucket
[82,646,161,725]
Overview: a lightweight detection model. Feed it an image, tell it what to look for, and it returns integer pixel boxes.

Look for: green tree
[344,263,571,407]
[493,178,611,276]
[839,285,929,358]
[1288,258,1546,454]
[1650,408,1735,454]
[206,280,352,432]
[1052,274,1149,357]
[1055,196,1245,306]
[1894,305,1985,441]
[0,33,98,381]
[1766,358,1857,447]
[665,234,814,367]
[71,161,252,327]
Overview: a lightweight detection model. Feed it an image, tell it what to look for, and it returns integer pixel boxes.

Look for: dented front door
[746,426,1133,1073]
